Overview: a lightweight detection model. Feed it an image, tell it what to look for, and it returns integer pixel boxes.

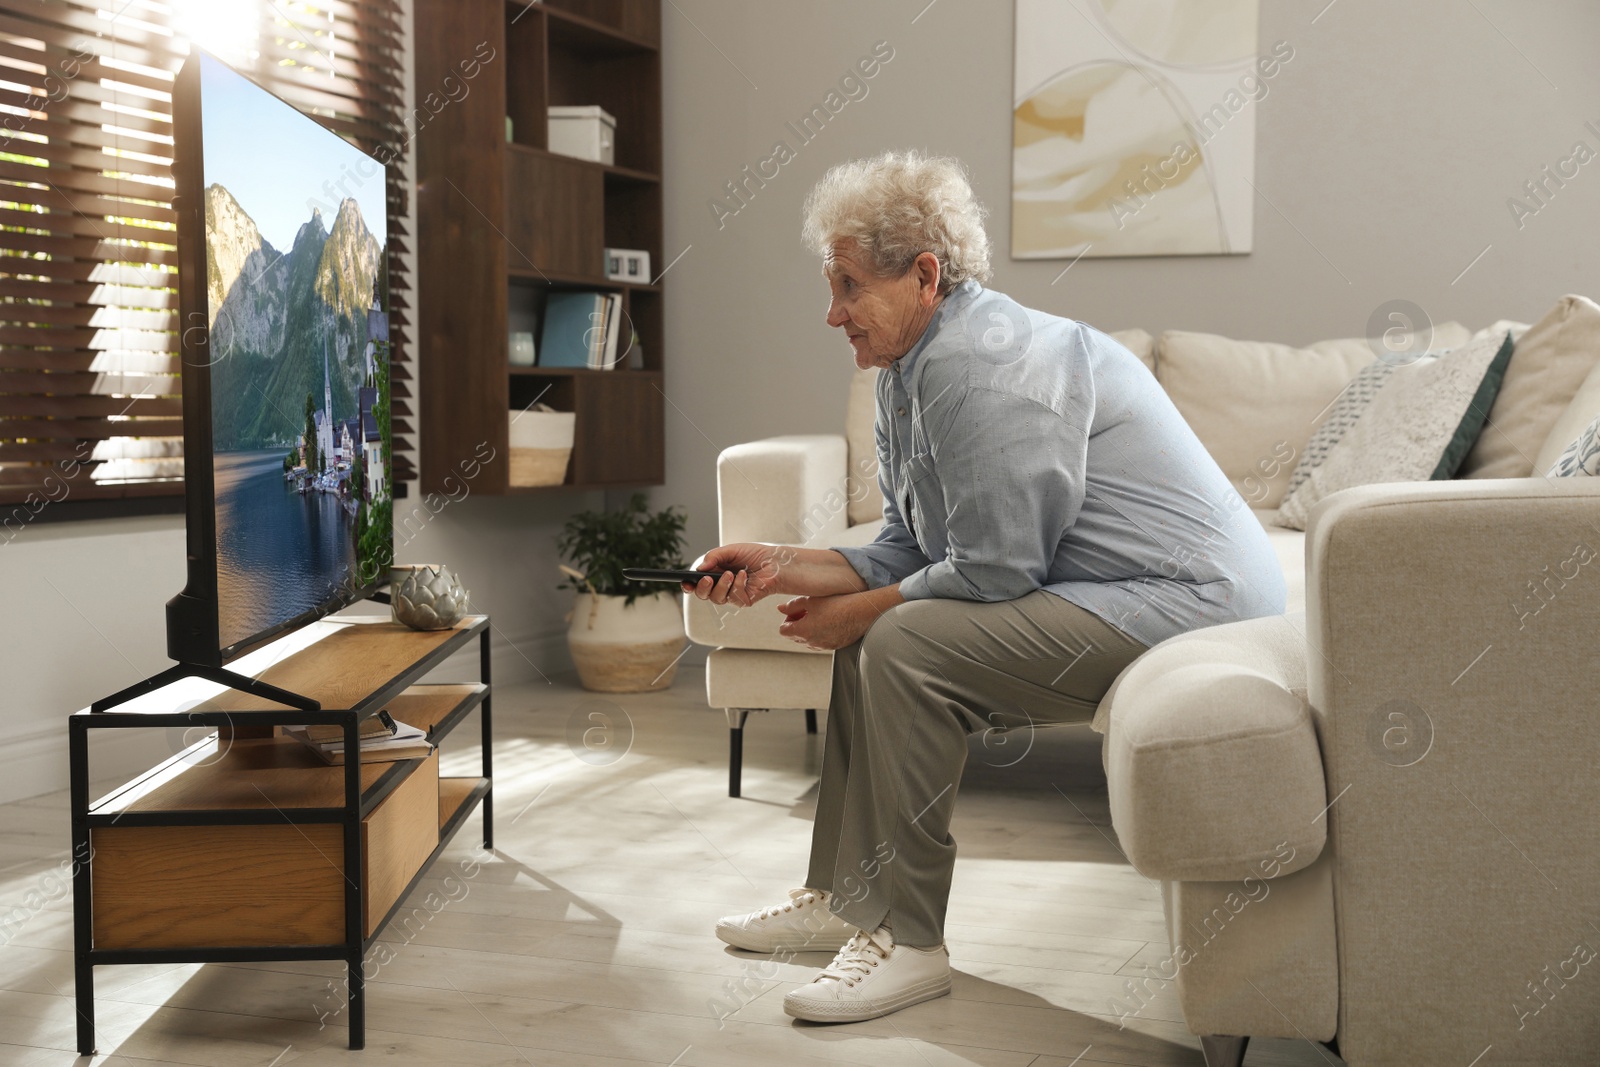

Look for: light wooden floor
[0,668,1344,1066]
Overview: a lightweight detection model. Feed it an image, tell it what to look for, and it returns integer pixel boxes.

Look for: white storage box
[507,406,576,487]
[548,105,616,165]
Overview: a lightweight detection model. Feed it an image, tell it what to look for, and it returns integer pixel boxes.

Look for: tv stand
[69,614,493,1054]
[90,662,321,714]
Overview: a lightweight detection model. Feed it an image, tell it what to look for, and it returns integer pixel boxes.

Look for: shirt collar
[890,278,983,380]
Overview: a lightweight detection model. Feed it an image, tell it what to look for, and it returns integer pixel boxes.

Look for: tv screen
[168,51,392,665]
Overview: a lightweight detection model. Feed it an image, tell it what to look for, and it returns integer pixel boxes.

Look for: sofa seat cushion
[1252,508,1305,615]
[1102,613,1327,882]
[706,648,835,710]
[685,520,885,652]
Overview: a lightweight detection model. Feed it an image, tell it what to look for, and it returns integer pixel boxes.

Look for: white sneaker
[715,887,856,952]
[782,926,951,1022]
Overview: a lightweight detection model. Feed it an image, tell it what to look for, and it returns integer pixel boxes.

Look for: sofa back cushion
[1274,332,1516,531]
[1460,295,1600,479]
[1156,323,1469,509]
[845,367,882,525]
[1545,413,1600,477]
[1535,352,1600,474]
[1108,328,1157,374]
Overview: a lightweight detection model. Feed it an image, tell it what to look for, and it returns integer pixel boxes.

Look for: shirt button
[896,406,906,416]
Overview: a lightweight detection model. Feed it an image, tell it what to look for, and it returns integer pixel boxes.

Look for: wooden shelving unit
[416,0,664,494]
[69,615,493,1054]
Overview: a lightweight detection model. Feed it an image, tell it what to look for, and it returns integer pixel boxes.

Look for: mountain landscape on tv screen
[205,183,384,450]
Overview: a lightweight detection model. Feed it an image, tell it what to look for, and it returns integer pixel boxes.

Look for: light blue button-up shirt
[833,279,1286,648]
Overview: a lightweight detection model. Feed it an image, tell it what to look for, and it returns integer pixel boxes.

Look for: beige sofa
[685,304,1600,1064]
[1101,304,1600,1067]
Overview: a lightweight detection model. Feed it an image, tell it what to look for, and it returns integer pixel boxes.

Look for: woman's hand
[776,593,878,651]
[687,543,786,606]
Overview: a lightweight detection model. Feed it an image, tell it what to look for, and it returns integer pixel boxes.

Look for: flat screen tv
[167,50,393,668]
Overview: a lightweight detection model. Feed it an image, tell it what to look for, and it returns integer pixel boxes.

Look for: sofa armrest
[716,434,850,546]
[1304,476,1600,1064]
[1104,613,1328,882]
[1306,476,1600,716]
[1305,476,1600,774]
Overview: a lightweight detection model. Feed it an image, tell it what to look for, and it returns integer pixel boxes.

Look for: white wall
[7,0,1600,801]
[657,0,1600,560]
[2,516,190,800]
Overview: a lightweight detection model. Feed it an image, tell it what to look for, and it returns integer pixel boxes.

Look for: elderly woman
[691,151,1285,1023]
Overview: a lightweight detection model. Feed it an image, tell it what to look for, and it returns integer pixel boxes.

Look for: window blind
[0,0,412,521]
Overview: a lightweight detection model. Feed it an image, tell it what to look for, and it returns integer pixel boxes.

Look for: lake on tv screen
[215,450,357,649]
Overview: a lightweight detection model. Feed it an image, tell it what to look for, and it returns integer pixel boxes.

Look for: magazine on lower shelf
[286,715,433,765]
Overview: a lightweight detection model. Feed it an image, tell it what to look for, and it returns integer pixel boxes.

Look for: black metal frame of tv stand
[69,614,493,1054]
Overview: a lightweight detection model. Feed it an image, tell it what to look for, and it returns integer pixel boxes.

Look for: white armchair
[684,369,882,796]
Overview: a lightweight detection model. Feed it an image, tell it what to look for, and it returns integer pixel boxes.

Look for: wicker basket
[508,408,575,487]
[509,447,572,486]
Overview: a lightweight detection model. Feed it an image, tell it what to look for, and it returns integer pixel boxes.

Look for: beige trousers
[805,591,1148,948]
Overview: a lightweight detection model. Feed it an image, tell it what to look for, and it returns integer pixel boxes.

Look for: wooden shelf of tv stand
[87,682,490,947]
[90,685,488,816]
[187,614,489,727]
[78,615,492,945]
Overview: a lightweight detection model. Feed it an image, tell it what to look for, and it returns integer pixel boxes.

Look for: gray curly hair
[801,150,991,295]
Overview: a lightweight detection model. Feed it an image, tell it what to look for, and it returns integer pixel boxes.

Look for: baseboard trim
[0,726,172,807]
[4,628,594,805]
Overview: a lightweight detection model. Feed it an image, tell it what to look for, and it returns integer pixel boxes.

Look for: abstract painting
[1012,0,1264,259]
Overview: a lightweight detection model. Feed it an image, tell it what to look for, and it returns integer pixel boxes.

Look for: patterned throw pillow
[1546,413,1600,477]
[1280,359,1399,500]
[1276,332,1515,531]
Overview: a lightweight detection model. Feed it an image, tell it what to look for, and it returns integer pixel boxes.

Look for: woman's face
[823,240,939,370]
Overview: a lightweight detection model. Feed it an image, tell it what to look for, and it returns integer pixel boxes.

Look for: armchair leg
[1200,1035,1249,1067]
[804,708,817,734]
[726,709,751,798]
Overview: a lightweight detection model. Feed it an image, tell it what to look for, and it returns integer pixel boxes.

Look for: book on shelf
[298,709,398,745]
[539,290,625,370]
[286,716,433,766]
[596,292,622,369]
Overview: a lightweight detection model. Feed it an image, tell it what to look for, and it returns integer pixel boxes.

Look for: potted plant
[557,492,689,692]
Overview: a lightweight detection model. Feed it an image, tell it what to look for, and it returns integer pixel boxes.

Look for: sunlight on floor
[0,669,1342,1066]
